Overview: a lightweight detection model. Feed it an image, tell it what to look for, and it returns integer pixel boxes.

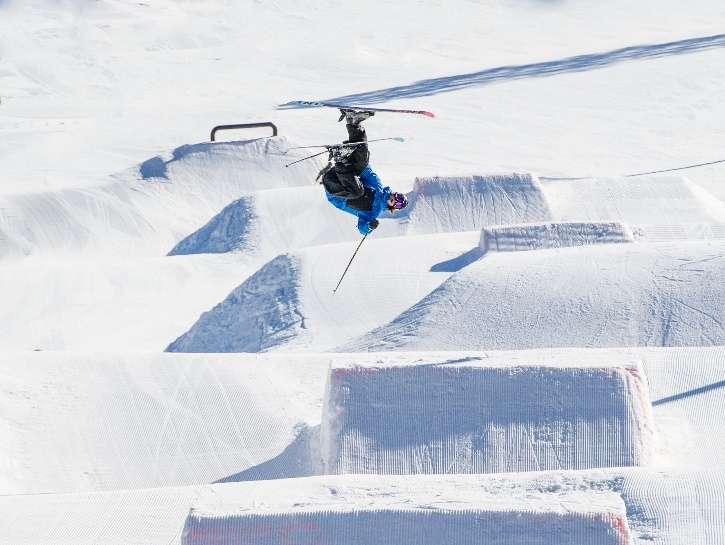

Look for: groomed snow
[1,0,724,543]
[321,359,652,475]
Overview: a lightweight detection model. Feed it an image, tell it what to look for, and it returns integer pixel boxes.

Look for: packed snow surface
[1,0,725,544]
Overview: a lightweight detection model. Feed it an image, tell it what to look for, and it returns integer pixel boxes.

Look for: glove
[369,218,379,231]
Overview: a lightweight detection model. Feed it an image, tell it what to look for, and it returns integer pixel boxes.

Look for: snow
[1,0,725,543]
[321,359,652,474]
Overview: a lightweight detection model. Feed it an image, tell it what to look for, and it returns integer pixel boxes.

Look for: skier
[320,109,408,235]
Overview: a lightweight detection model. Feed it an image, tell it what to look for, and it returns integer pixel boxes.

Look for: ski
[279,100,435,118]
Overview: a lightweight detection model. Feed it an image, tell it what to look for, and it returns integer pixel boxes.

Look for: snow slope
[341,240,725,352]
[1,0,725,544]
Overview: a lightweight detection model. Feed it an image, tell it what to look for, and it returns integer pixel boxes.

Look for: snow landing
[341,241,725,352]
[321,358,652,475]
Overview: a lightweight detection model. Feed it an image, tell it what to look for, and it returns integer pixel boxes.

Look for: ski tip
[393,137,405,142]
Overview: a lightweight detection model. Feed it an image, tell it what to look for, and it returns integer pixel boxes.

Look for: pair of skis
[280,100,434,167]
[279,100,435,118]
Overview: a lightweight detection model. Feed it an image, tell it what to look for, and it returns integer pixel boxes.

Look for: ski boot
[315,145,355,183]
[338,108,375,125]
[328,143,356,162]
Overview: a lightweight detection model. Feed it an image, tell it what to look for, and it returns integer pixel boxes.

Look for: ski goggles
[391,193,408,210]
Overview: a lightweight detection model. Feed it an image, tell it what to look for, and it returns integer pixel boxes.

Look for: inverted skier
[319,109,409,235]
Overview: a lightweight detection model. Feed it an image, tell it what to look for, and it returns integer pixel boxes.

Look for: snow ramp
[403,173,552,234]
[168,172,552,259]
[182,506,630,545]
[321,357,652,475]
[180,473,633,545]
[341,240,725,352]
[168,186,370,259]
[167,232,480,353]
[166,253,306,353]
[480,220,634,253]
[0,137,320,261]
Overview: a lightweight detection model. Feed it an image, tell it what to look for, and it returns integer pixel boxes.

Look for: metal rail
[210,122,278,141]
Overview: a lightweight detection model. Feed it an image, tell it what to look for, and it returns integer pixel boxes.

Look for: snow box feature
[406,173,552,234]
[480,221,635,253]
[181,508,631,545]
[321,362,652,475]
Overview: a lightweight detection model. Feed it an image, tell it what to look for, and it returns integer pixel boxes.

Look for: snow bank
[0,137,320,261]
[168,172,552,260]
[180,471,633,545]
[341,241,725,352]
[168,186,361,259]
[543,175,725,225]
[1,348,722,497]
[182,507,630,545]
[320,358,652,475]
[404,173,552,234]
[480,221,634,253]
[167,232,481,353]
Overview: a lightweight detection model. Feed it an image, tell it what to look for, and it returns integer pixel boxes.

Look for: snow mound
[167,254,305,353]
[543,175,725,225]
[166,232,481,353]
[321,358,652,475]
[182,506,630,545]
[480,221,634,253]
[404,173,552,235]
[169,172,551,260]
[168,186,361,258]
[0,137,321,261]
[340,241,725,352]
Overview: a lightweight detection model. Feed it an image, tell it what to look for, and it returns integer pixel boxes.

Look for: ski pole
[286,137,404,151]
[284,137,404,167]
[284,149,329,168]
[332,232,369,295]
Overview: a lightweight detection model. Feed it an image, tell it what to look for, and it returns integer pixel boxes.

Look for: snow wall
[181,506,631,545]
[480,221,635,253]
[403,173,552,234]
[320,360,652,475]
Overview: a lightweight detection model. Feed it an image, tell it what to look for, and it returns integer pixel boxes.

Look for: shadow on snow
[278,34,725,106]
